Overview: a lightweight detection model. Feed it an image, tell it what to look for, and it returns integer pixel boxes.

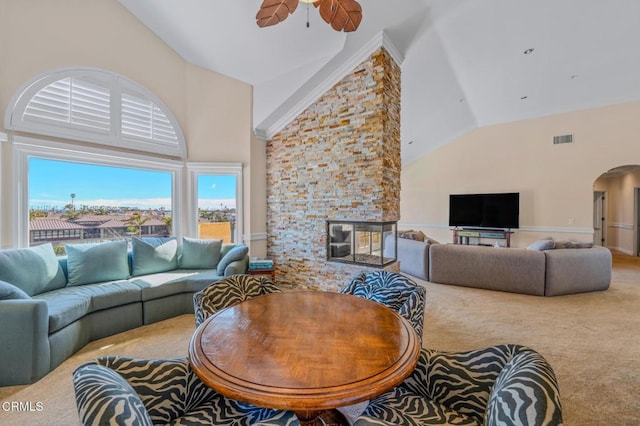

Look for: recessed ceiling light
[523,48,534,55]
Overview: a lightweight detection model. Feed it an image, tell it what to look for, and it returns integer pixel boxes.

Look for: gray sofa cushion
[544,246,611,296]
[384,234,430,281]
[66,240,130,286]
[429,244,546,296]
[0,243,67,296]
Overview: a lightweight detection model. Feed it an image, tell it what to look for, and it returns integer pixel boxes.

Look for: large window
[14,137,183,249]
[187,163,243,244]
[28,157,173,254]
[6,67,244,250]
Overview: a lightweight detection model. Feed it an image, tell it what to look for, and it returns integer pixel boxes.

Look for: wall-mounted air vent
[553,134,574,145]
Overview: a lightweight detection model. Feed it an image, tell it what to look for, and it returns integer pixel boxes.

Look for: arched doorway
[593,165,640,256]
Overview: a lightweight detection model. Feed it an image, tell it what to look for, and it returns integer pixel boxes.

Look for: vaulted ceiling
[118,0,640,164]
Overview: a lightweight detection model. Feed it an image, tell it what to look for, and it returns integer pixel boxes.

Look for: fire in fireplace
[326,220,397,267]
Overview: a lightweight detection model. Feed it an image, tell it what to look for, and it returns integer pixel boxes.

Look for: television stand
[452,228,513,248]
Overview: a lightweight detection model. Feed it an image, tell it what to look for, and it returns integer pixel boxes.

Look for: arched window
[5,67,186,158]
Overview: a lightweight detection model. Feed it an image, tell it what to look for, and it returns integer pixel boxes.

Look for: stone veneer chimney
[266,47,401,291]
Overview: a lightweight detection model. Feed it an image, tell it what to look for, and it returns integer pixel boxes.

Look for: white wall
[401,100,640,248]
[0,0,263,249]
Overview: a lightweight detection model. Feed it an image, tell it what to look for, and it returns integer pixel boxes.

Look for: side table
[248,267,275,282]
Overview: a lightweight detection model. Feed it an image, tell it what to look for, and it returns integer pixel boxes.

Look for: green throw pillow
[131,237,178,276]
[66,240,130,286]
[179,237,222,269]
[216,244,248,275]
[0,243,67,296]
[0,280,31,300]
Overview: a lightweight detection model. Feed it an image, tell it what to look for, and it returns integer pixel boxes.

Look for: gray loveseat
[0,237,249,386]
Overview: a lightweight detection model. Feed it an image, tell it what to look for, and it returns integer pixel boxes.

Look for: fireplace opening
[327,220,397,267]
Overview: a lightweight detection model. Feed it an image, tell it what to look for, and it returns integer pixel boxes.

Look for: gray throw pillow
[527,239,556,251]
[131,237,178,276]
[179,237,222,269]
[216,244,249,275]
[66,240,130,286]
[0,280,31,300]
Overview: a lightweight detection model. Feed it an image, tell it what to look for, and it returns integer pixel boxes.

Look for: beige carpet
[1,253,638,425]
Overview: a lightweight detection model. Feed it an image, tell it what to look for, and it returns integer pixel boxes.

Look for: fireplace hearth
[327,220,397,267]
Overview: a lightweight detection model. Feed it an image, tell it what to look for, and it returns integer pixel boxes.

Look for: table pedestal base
[295,409,349,426]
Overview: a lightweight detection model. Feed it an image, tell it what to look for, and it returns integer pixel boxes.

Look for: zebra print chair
[353,344,563,426]
[193,274,281,327]
[341,270,426,341]
[72,356,296,425]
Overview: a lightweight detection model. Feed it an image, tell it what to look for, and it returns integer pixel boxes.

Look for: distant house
[29,214,170,247]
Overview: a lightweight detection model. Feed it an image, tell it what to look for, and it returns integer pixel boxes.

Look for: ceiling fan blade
[256,0,299,28]
[318,0,362,32]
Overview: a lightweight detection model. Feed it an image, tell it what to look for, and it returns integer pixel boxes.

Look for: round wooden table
[188,291,421,425]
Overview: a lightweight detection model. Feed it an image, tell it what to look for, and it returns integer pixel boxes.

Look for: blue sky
[29,158,236,210]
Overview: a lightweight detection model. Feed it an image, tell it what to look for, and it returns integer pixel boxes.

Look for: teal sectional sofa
[0,237,249,386]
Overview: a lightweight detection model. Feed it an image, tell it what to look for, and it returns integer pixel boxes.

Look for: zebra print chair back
[193,274,281,327]
[353,344,563,426]
[72,356,295,425]
[341,270,426,341]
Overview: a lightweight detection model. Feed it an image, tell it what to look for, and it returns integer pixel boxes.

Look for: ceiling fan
[257,0,363,33]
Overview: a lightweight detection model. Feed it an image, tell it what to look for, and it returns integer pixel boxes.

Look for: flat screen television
[449,192,519,229]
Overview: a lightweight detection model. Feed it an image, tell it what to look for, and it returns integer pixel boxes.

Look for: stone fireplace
[266,46,401,292]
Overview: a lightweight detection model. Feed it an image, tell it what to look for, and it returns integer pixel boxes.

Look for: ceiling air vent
[553,134,573,145]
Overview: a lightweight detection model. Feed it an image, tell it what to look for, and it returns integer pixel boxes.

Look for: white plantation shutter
[121,93,179,145]
[24,77,110,134]
[6,68,186,158]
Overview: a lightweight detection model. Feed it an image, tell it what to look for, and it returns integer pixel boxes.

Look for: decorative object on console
[256,0,363,32]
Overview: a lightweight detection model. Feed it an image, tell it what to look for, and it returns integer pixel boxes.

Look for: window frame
[186,162,243,244]
[14,136,184,248]
[5,67,186,158]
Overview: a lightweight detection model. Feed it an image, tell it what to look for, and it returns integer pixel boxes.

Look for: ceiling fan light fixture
[257,0,362,32]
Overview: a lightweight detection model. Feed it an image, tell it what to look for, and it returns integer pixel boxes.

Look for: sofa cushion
[216,244,248,275]
[0,243,67,296]
[33,290,92,333]
[429,244,546,296]
[66,240,130,286]
[132,237,178,276]
[132,270,224,301]
[179,238,222,269]
[0,280,31,300]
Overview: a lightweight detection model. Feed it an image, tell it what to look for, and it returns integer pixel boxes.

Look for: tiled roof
[30,219,85,231]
